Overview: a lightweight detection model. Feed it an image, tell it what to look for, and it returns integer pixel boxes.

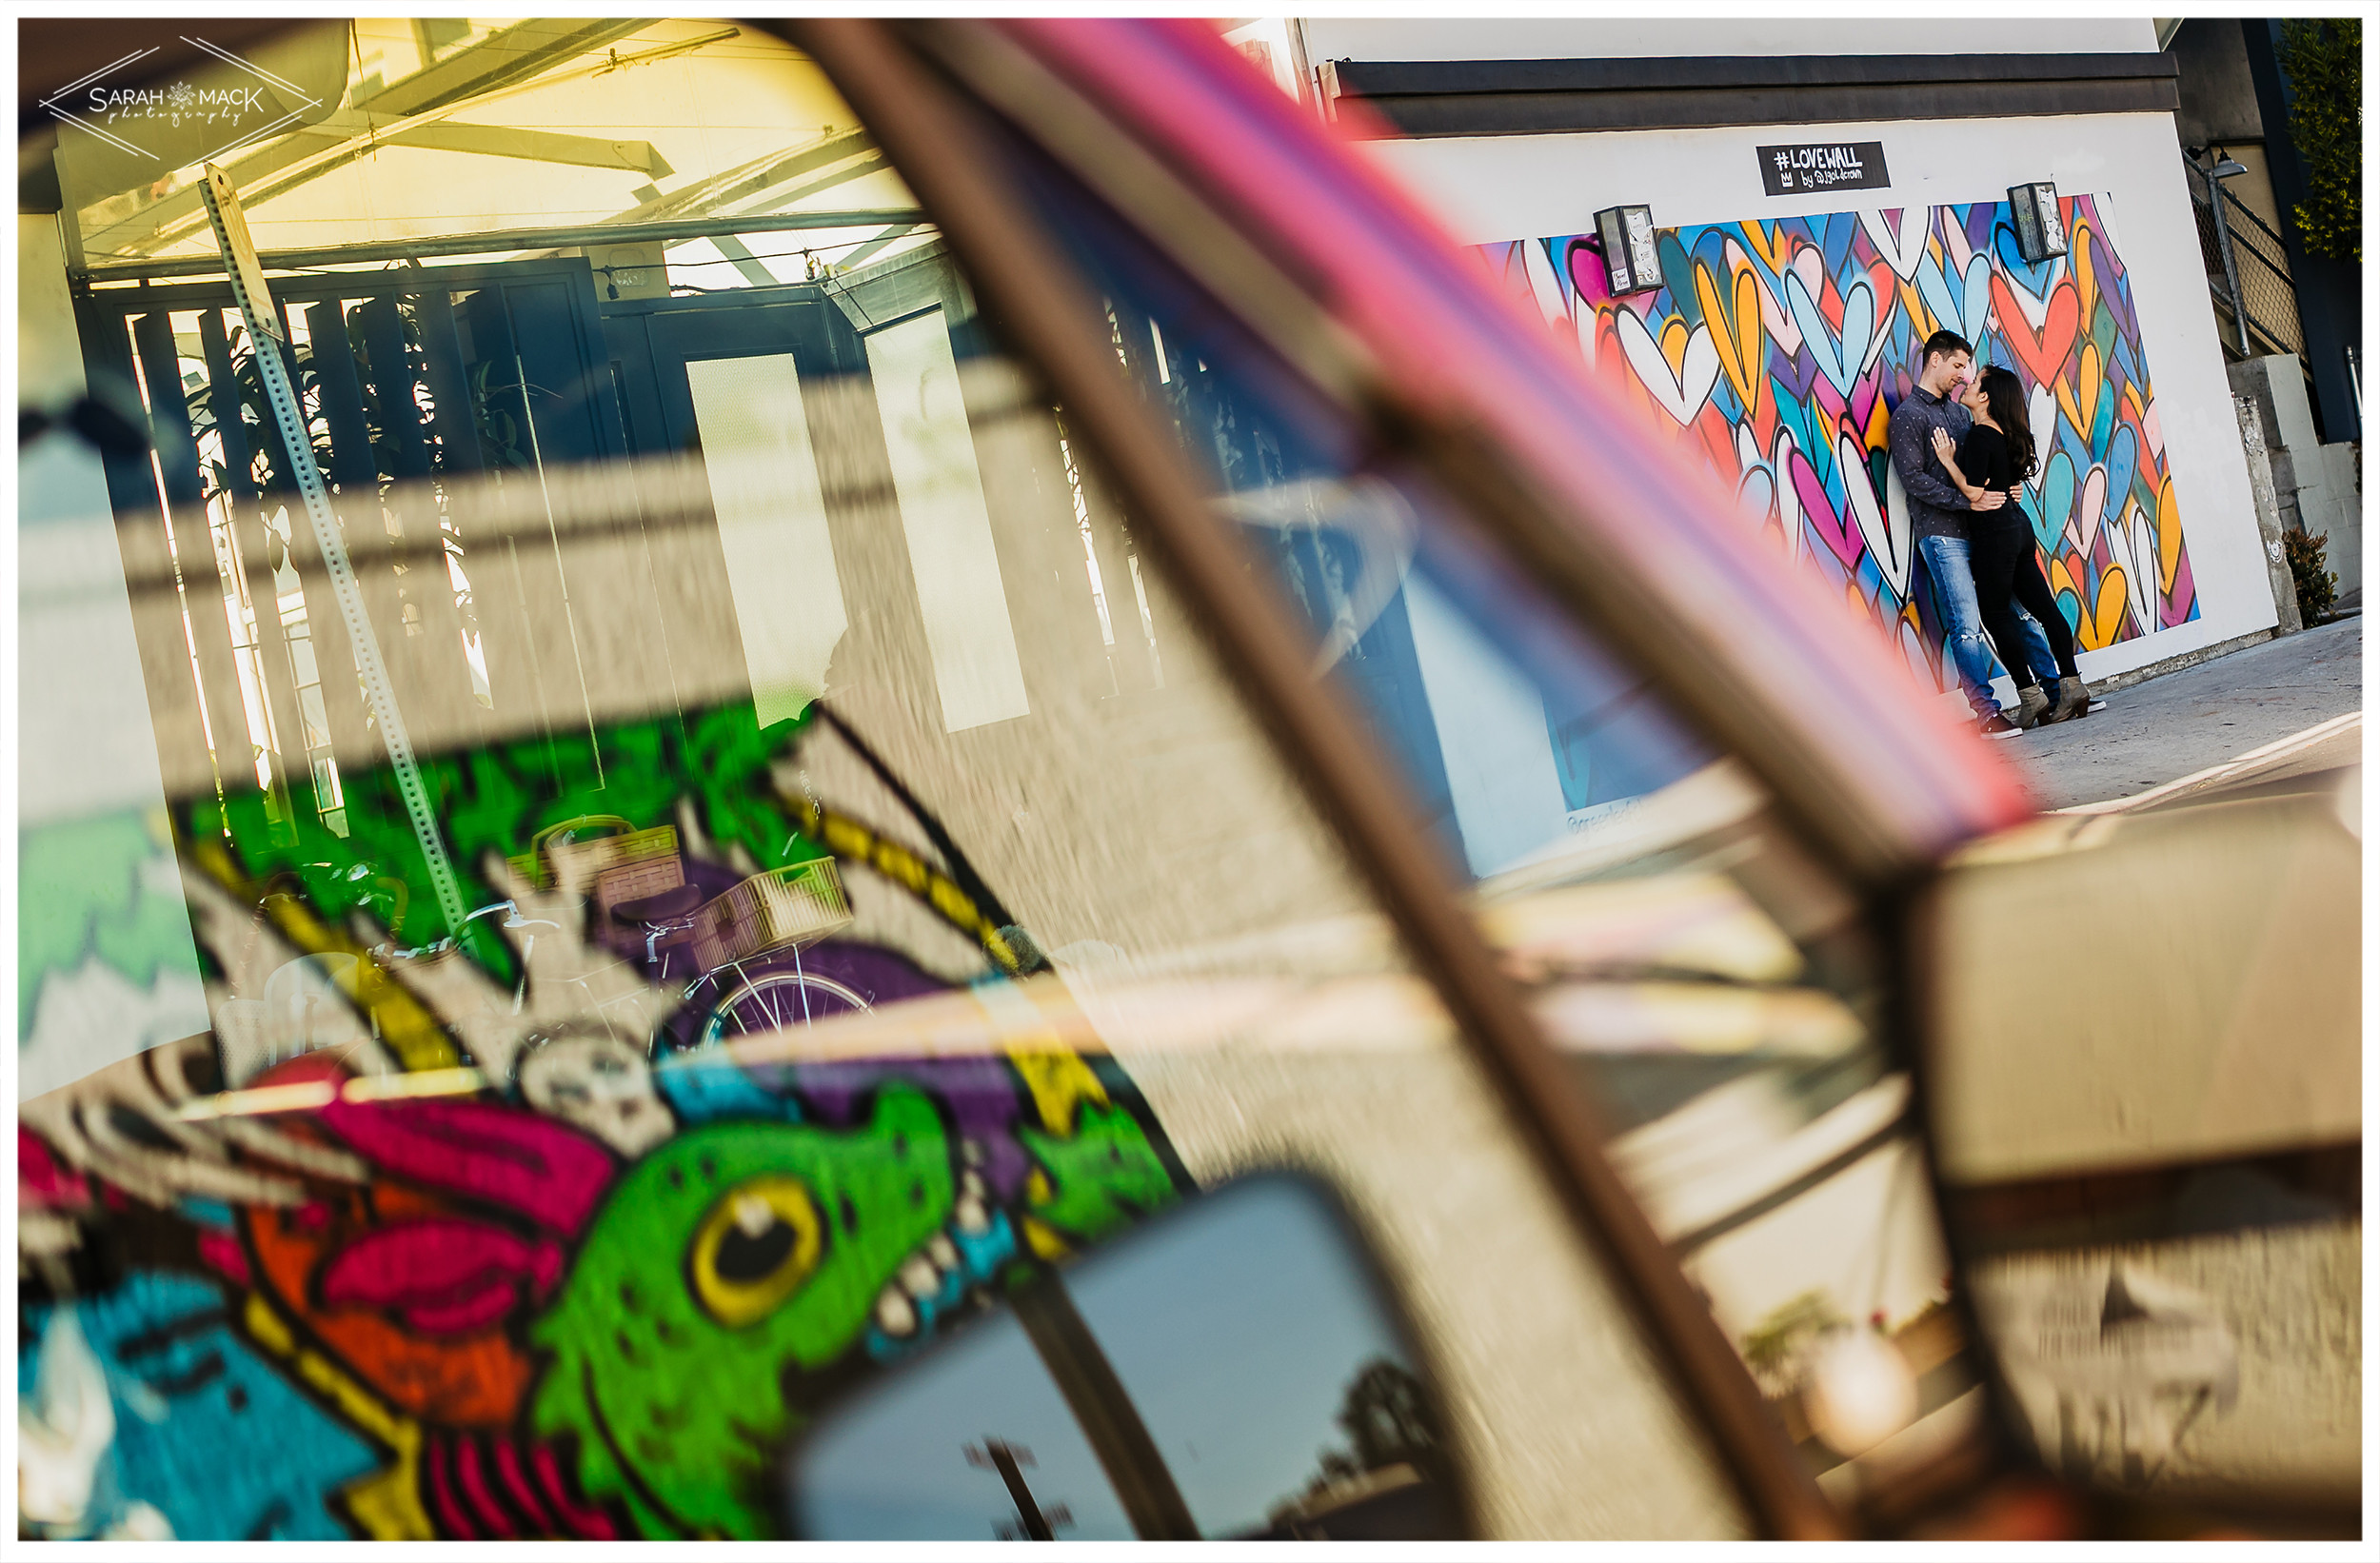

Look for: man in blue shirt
[1889,329,2060,736]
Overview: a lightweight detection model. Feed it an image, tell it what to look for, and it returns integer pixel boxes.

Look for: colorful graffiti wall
[20,701,1186,1541]
[1483,195,2199,686]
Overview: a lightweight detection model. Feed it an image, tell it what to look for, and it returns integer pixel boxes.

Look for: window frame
[783,16,1854,1540]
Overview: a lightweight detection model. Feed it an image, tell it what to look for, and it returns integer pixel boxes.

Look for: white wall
[1302,17,2158,64]
[19,213,212,1098]
[1344,109,2278,677]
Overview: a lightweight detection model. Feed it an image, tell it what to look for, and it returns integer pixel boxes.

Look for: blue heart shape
[1785,270,1877,399]
[1818,210,1858,280]
[1658,231,1699,326]
[1993,217,2059,301]
[1914,252,1993,347]
[1774,375,1823,454]
[2052,411,2092,472]
[2035,450,2076,552]
[2103,422,2138,517]
[1913,261,1958,340]
[2089,374,2118,457]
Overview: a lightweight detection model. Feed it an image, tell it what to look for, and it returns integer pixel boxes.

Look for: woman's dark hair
[1978,366,2036,481]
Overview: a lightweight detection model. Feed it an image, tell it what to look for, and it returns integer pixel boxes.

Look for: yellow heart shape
[2077,343,2102,438]
[1900,276,1931,334]
[2049,554,2083,626]
[1695,261,1765,419]
[1660,314,1691,379]
[2071,220,2097,324]
[2088,564,2131,648]
[1741,220,1795,280]
[2156,477,2182,594]
[2053,350,2088,444]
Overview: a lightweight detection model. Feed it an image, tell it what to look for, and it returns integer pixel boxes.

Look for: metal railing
[2185,154,2308,366]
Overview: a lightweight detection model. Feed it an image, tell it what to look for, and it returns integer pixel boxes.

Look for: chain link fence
[2185,156,2308,364]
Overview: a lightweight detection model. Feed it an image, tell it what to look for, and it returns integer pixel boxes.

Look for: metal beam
[82,209,930,281]
[75,18,658,260]
[372,121,673,177]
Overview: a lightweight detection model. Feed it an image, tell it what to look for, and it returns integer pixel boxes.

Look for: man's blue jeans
[1917,533,2058,717]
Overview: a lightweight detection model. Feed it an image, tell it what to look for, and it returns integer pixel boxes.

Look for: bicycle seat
[611,884,705,925]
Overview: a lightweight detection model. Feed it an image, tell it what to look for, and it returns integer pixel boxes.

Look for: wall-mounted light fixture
[1593,205,1661,295]
[2005,182,2068,264]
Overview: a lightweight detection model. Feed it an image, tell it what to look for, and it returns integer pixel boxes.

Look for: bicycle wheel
[699,969,871,1046]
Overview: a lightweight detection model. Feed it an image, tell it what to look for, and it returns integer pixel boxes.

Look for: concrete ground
[1998,616,2364,811]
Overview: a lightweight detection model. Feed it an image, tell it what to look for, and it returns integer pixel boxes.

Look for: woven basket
[690,859,853,970]
[507,815,679,898]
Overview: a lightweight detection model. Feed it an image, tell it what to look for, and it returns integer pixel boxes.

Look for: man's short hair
[1921,329,1973,366]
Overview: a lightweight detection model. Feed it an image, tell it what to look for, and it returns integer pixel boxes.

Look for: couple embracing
[1889,329,2094,737]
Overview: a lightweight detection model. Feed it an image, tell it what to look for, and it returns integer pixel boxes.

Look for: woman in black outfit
[1930,366,2092,725]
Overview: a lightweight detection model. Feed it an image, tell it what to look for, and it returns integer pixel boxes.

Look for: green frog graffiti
[527,1092,957,1540]
[23,699,1190,1540]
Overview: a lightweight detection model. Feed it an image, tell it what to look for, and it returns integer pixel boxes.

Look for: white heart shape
[1849,430,1914,603]
[1575,295,1599,371]
[1520,237,1572,329]
[2026,383,2058,503]
[1736,465,1777,533]
[1860,207,1933,281]
[1752,263,1802,360]
[2093,191,2123,258]
[2122,502,2159,633]
[1613,308,1721,427]
[2074,463,2110,563]
[2142,397,2164,463]
[1735,420,1763,476]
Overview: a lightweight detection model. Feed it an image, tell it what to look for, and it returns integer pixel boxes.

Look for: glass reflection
[989,104,1985,1497]
[789,1176,1461,1540]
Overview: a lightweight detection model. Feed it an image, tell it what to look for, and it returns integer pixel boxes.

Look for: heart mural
[1784,267,1881,399]
[1696,259,1767,418]
[1844,430,1913,602]
[1916,252,1993,348]
[1791,445,1864,577]
[1860,206,1934,281]
[1613,307,1721,427]
[1993,271,2082,391]
[1485,190,2196,698]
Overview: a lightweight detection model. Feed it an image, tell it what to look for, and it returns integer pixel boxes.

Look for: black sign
[1757,141,1892,196]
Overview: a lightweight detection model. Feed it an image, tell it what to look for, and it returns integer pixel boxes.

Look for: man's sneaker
[2013,684,2051,729]
[1977,712,2023,739]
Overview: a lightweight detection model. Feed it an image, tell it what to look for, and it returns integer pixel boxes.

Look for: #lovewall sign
[1484,195,2199,691]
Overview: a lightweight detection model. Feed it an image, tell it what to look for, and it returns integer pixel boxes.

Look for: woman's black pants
[1970,518,2079,688]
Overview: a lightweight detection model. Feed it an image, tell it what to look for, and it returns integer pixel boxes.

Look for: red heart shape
[1992,273,2082,393]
